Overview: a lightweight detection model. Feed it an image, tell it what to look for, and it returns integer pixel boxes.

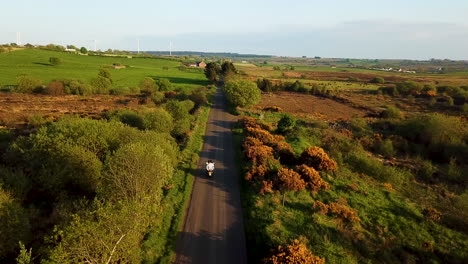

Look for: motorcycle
[206,160,215,177]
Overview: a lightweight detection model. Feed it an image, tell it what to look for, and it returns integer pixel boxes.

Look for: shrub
[396,113,468,161]
[396,81,423,95]
[155,78,173,91]
[423,207,441,222]
[98,68,112,83]
[90,76,111,94]
[151,91,165,104]
[189,90,208,107]
[110,86,131,95]
[140,77,157,95]
[274,141,296,165]
[241,117,273,131]
[422,84,437,96]
[417,159,436,180]
[370,77,385,84]
[345,151,410,185]
[462,103,468,114]
[108,109,144,129]
[259,180,274,195]
[244,143,275,164]
[257,78,274,92]
[300,147,337,172]
[276,168,306,192]
[264,239,325,264]
[49,57,61,65]
[295,165,330,193]
[223,79,261,107]
[46,81,66,95]
[447,96,454,106]
[27,114,51,128]
[15,75,43,93]
[375,139,396,157]
[246,127,277,145]
[245,164,268,182]
[381,106,402,119]
[68,79,92,95]
[263,106,282,112]
[313,200,360,223]
[277,114,296,135]
[350,118,372,138]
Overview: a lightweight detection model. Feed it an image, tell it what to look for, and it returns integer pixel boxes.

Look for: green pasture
[0,49,208,90]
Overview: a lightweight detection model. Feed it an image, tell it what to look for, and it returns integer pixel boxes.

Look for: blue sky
[2,0,468,59]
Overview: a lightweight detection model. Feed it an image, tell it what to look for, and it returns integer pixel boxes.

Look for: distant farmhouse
[188,61,207,68]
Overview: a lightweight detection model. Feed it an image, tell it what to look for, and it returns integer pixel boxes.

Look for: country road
[174,87,248,264]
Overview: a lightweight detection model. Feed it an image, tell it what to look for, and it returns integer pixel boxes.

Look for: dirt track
[174,88,247,264]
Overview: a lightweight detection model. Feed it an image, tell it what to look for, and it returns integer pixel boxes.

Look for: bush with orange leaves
[423,207,441,222]
[264,239,325,264]
[259,180,274,195]
[246,127,277,145]
[300,147,337,172]
[243,136,263,148]
[241,116,273,131]
[295,165,330,193]
[245,164,268,181]
[276,168,306,191]
[244,143,275,164]
[312,200,360,223]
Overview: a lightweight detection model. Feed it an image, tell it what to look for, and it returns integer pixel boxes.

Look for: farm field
[0,93,147,127]
[0,48,208,90]
[253,91,368,120]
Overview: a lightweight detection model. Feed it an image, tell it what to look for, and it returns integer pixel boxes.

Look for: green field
[0,49,208,90]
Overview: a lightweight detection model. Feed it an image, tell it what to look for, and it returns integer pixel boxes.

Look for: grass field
[0,49,208,90]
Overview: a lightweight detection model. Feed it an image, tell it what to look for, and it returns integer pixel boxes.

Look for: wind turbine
[16,32,21,46]
[169,41,172,56]
[137,38,140,54]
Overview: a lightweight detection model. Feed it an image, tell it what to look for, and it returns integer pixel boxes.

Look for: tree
[80,47,88,54]
[0,186,31,260]
[49,57,61,65]
[204,62,221,83]
[142,108,174,133]
[106,142,173,201]
[221,61,237,76]
[223,79,261,107]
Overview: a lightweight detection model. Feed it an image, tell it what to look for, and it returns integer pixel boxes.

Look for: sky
[1,0,468,59]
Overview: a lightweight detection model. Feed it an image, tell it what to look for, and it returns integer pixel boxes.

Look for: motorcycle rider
[206,160,215,176]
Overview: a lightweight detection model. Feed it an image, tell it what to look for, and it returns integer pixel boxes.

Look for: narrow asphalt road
[174,87,248,264]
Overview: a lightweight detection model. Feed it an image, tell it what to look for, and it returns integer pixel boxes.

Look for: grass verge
[141,99,212,263]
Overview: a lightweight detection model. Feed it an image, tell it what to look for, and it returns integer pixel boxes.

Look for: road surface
[174,87,248,264]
